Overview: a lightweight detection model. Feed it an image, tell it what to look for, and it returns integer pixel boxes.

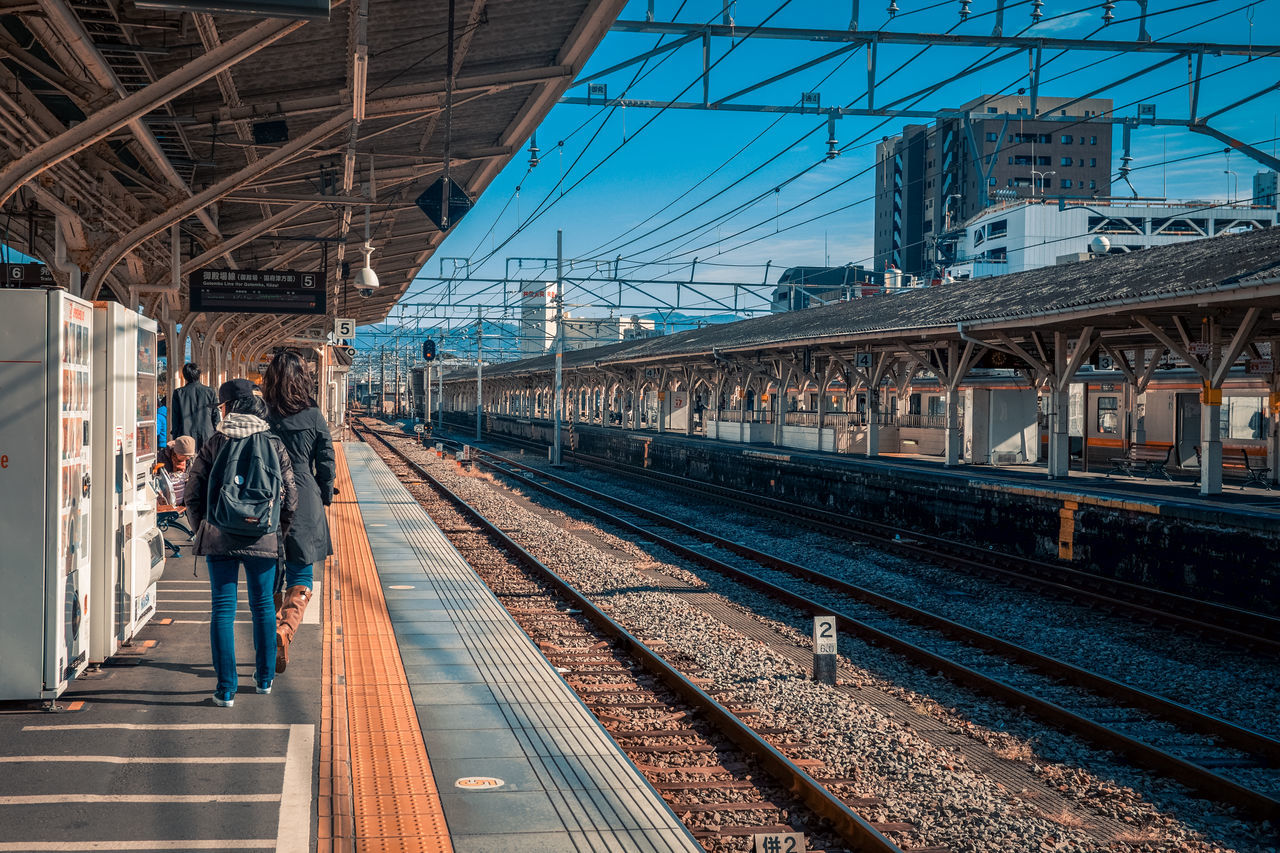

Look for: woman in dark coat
[262,349,335,672]
[186,380,298,706]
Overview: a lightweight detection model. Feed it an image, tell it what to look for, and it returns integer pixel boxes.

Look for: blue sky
[392,0,1280,329]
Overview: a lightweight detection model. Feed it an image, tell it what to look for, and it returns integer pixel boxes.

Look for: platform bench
[1192,446,1273,490]
[1107,443,1174,480]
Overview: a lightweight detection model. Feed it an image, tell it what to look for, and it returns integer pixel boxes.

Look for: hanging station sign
[133,1,330,20]
[1,262,55,288]
[189,269,326,315]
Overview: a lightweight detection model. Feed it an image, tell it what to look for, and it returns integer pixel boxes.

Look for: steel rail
[354,423,907,853]
[462,445,1280,763]
[403,427,1280,821]
[462,425,1280,653]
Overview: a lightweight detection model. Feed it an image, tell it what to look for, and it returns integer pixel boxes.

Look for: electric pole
[553,229,563,466]
[379,345,386,417]
[475,307,483,442]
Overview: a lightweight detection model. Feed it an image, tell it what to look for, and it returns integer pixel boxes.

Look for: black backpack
[207,433,284,537]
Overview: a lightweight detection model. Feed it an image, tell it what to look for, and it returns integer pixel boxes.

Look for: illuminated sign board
[189,269,325,315]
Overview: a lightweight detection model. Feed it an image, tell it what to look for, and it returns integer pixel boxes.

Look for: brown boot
[275,585,312,674]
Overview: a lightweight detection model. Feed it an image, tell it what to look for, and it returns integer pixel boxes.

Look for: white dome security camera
[355,242,378,297]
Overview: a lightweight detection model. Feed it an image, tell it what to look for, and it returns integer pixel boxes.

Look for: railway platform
[0,442,699,853]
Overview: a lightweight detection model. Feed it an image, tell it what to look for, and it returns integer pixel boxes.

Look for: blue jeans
[207,556,277,698]
[283,560,313,591]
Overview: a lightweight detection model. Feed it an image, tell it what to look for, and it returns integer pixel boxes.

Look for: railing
[897,413,964,429]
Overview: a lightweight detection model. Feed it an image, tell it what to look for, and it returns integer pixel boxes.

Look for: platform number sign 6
[754,832,805,852]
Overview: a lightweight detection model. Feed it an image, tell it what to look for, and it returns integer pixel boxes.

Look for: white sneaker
[212,693,234,708]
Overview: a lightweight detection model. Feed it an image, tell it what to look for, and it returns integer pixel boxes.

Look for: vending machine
[89,303,165,663]
[0,288,94,700]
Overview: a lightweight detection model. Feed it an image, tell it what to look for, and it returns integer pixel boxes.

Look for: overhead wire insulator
[825,114,839,160]
[1030,0,1043,20]
[887,0,899,17]
[1101,0,1115,23]
[959,0,971,19]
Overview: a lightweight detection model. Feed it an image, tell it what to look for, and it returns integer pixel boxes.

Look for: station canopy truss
[0,0,625,357]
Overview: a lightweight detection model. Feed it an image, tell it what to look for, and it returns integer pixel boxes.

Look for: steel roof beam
[179,64,573,129]
[608,20,1280,57]
[0,9,312,210]
[86,111,350,299]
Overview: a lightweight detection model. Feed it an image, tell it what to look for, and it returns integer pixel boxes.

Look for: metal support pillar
[944,388,962,466]
[865,387,879,457]
[1200,323,1223,496]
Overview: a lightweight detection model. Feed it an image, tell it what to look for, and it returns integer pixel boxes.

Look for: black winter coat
[170,381,220,451]
[269,406,335,566]
[186,418,298,560]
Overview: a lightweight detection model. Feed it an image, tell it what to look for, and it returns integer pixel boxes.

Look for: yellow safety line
[324,444,452,853]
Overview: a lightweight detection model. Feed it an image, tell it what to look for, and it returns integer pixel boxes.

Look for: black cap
[218,378,258,405]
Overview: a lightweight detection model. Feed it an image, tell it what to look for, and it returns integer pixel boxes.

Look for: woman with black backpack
[262,349,335,673]
[186,379,298,707]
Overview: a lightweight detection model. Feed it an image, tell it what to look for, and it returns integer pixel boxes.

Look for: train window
[1220,396,1269,440]
[1096,396,1119,434]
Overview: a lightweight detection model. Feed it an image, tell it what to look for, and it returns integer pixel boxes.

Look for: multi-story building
[874,95,1113,277]
[770,265,885,312]
[1253,170,1278,207]
[948,197,1277,279]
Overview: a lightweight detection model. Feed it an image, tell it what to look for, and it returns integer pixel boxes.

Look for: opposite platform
[334,441,701,853]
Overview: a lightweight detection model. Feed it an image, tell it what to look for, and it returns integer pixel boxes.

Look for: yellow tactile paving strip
[321,443,452,853]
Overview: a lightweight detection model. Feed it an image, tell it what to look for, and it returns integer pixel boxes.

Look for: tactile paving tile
[326,444,453,853]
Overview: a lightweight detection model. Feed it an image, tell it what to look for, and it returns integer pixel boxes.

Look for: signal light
[422,339,436,361]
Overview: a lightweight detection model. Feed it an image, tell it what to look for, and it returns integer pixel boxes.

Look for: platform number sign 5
[334,318,356,340]
[755,832,805,852]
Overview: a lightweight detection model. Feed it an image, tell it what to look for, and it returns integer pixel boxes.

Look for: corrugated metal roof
[3,0,624,337]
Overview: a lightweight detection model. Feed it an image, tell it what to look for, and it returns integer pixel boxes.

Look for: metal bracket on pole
[993,0,1006,36]
[1137,0,1151,42]
[1188,48,1203,124]
[866,36,877,110]
[1029,43,1042,117]
[850,0,859,30]
[702,29,711,107]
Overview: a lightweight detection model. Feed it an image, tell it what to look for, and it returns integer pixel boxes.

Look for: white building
[949,197,1277,279]
[520,285,660,354]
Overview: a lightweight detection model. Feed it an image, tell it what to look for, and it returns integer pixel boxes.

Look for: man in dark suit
[169,362,221,452]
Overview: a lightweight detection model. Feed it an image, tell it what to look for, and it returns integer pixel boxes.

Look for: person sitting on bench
[154,435,195,554]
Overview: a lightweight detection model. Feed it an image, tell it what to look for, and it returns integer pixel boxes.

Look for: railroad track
[355,422,941,853]
[436,421,1280,654]
[383,423,1280,822]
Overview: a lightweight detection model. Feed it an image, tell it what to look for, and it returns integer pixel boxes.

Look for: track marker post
[813,615,837,685]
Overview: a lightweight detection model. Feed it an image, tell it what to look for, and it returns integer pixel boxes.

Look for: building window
[1090,136,1098,145]
[1090,180,1097,189]
[1061,178,1073,188]
[1017,107,1027,115]
[1036,156,1051,166]
[1090,158,1097,167]
[1042,178,1052,189]
[1061,157,1073,167]
[986,132,999,142]
[1062,135,1073,144]
[988,219,1007,237]
[988,177,997,186]
[987,107,998,113]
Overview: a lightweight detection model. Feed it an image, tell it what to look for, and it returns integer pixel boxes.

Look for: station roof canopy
[473,224,1280,383]
[0,0,623,341]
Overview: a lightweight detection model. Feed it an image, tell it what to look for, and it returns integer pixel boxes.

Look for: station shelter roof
[469,225,1280,382]
[0,0,623,342]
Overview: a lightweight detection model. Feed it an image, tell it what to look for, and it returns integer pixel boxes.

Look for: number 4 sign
[755,832,805,853]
